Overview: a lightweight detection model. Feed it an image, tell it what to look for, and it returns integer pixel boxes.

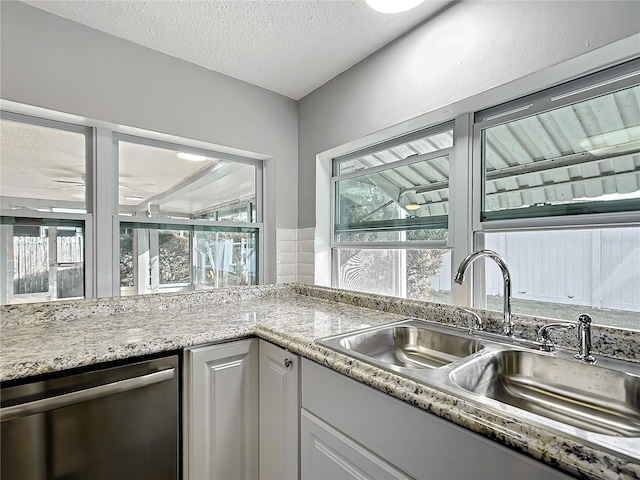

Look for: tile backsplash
[276,227,315,284]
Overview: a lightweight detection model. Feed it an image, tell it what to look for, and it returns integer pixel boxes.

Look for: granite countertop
[1,283,639,480]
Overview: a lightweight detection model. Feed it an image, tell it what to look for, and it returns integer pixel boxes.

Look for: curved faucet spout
[454,250,514,337]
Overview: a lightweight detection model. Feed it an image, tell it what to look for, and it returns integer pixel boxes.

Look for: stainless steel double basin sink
[317,319,640,460]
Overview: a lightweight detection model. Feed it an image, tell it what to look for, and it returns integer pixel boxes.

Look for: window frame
[111,134,264,296]
[329,59,640,320]
[0,111,94,303]
[469,59,640,311]
[0,110,266,305]
[331,122,455,251]
[330,122,456,298]
[471,58,640,233]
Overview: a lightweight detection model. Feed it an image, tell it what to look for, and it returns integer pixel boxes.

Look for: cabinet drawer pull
[284,358,293,368]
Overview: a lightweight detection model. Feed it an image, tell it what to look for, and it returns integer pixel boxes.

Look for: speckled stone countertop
[1,283,639,480]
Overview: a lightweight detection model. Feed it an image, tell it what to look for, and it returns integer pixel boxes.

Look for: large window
[472,59,640,327]
[0,113,264,305]
[115,136,262,296]
[332,124,454,302]
[330,59,640,329]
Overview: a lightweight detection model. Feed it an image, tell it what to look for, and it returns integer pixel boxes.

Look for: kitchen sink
[318,320,484,371]
[317,318,640,461]
[449,349,640,438]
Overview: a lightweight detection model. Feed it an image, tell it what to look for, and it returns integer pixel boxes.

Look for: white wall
[0,1,300,284]
[297,0,640,228]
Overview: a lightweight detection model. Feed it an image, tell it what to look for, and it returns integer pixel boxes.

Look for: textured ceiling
[21,0,450,100]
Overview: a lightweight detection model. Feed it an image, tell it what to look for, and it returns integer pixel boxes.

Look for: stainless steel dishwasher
[1,354,180,480]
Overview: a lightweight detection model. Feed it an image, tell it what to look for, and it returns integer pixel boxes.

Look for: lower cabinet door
[301,409,411,480]
[259,340,299,480]
[184,339,258,480]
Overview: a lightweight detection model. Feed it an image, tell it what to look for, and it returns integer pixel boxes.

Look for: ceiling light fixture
[176,152,208,162]
[366,0,425,13]
[405,203,421,211]
[125,195,143,201]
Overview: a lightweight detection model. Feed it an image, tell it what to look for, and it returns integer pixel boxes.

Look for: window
[0,111,265,304]
[117,138,258,222]
[473,59,640,327]
[332,124,454,302]
[0,113,91,304]
[115,136,262,296]
[329,59,639,329]
[479,84,640,222]
[476,227,639,329]
[0,115,89,213]
[1,219,85,304]
[119,223,258,296]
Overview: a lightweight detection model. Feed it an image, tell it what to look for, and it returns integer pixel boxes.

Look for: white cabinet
[301,409,410,480]
[302,359,573,480]
[184,339,259,480]
[259,340,299,480]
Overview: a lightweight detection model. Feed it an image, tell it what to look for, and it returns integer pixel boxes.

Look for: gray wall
[1,1,299,284]
[297,0,640,228]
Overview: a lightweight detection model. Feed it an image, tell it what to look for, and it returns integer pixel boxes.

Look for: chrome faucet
[536,314,596,363]
[454,250,513,337]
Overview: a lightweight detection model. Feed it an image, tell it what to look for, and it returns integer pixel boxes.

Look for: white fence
[432,228,640,312]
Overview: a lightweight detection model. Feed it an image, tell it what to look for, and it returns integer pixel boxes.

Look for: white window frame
[0,111,94,302]
[469,58,640,310]
[112,134,264,296]
[330,122,456,296]
[328,58,640,313]
[0,110,266,304]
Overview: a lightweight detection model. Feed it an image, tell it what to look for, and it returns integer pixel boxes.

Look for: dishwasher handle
[1,368,175,422]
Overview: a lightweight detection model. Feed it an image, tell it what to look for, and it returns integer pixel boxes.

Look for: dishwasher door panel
[1,355,179,480]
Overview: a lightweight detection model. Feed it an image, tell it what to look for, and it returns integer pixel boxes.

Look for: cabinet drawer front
[302,359,573,480]
[301,409,411,480]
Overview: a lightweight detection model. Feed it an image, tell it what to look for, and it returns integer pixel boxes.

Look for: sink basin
[450,349,640,437]
[321,320,484,370]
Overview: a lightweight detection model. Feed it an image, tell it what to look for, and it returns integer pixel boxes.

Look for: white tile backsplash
[276,227,315,284]
[298,227,315,241]
[298,251,315,265]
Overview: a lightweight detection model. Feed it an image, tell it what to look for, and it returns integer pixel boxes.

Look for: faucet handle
[536,322,576,352]
[455,307,484,335]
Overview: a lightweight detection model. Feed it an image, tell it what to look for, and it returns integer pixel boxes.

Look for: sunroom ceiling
[482,84,640,212]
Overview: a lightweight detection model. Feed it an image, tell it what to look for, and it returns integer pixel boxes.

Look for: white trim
[474,212,640,232]
[450,114,474,307]
[0,209,90,222]
[117,215,262,230]
[0,100,271,163]
[330,241,448,250]
[332,147,454,182]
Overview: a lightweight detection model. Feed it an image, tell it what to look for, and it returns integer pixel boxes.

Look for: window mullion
[451,113,474,308]
[94,127,117,298]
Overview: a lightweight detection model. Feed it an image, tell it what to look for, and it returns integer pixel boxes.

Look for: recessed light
[366,0,425,13]
[177,152,208,162]
[405,203,421,211]
[125,195,143,201]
